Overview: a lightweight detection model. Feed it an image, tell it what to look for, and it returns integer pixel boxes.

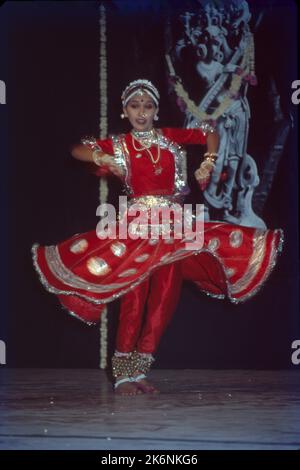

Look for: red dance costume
[32,128,283,356]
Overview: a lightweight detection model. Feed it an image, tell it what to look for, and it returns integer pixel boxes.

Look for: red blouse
[93,128,207,198]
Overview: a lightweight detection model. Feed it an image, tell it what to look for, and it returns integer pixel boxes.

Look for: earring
[154,114,159,121]
[120,113,125,119]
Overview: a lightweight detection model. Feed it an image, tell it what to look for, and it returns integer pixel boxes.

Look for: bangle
[203,152,218,164]
[204,152,218,157]
[92,149,104,166]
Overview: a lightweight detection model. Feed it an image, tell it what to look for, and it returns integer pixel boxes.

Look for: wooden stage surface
[0,369,299,450]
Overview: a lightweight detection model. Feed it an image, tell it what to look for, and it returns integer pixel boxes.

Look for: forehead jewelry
[121,79,160,107]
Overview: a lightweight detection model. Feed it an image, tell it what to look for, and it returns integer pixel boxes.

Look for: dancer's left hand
[194,160,214,192]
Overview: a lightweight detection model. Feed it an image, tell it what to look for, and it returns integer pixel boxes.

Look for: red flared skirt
[32,221,284,325]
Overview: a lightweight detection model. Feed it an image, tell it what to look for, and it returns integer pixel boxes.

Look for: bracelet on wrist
[203,152,218,162]
[203,154,218,164]
[204,152,218,157]
[92,149,104,166]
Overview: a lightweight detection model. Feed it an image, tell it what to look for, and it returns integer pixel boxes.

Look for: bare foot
[114,378,142,396]
[131,374,160,394]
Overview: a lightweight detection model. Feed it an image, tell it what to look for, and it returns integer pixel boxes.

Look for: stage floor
[0,369,299,450]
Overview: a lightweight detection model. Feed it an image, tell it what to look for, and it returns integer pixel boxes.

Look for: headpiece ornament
[121,79,160,107]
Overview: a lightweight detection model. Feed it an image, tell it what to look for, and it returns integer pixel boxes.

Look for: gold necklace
[132,137,161,164]
[131,131,162,174]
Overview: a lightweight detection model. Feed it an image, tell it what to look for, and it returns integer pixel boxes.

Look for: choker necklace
[131,128,157,150]
[131,128,156,140]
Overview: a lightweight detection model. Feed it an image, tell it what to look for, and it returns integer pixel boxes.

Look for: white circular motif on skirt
[207,237,220,252]
[229,230,243,248]
[118,268,138,277]
[86,257,111,276]
[134,254,150,263]
[70,238,88,254]
[110,241,126,257]
[225,267,236,278]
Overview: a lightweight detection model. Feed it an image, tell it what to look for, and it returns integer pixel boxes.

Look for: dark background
[0,0,298,369]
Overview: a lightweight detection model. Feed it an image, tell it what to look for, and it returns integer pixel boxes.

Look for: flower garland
[167,32,257,124]
[99,3,108,370]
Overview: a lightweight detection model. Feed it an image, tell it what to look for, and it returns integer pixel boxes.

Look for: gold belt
[127,195,183,209]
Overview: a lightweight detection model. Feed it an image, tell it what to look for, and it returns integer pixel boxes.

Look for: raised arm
[70,136,113,162]
[160,127,220,191]
[70,137,124,178]
[194,129,220,191]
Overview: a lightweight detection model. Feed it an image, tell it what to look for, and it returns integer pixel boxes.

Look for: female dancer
[32,79,283,395]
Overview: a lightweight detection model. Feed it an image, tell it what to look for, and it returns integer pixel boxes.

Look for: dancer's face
[124,93,158,132]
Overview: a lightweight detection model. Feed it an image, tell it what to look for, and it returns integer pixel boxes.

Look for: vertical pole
[99,3,108,370]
